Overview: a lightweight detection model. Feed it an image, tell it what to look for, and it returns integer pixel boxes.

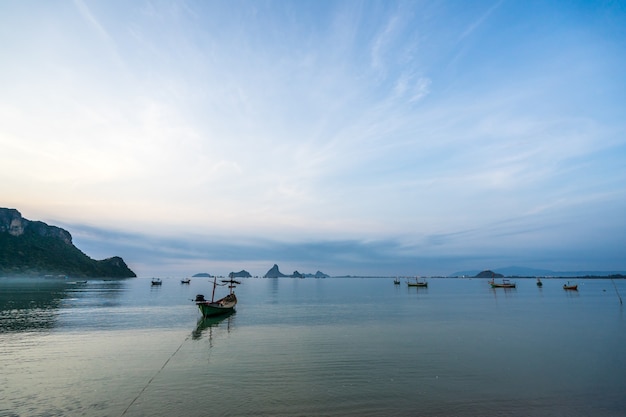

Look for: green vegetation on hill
[0,208,136,278]
[0,231,135,278]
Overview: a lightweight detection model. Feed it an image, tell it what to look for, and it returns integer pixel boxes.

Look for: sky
[1,0,625,277]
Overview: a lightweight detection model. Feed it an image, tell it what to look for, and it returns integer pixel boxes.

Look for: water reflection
[0,278,127,332]
[191,311,235,341]
[0,278,69,332]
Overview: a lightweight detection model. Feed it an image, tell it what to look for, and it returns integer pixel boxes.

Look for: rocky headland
[0,208,136,278]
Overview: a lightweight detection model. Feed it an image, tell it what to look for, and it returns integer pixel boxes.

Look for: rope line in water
[611,278,623,305]
[120,335,190,416]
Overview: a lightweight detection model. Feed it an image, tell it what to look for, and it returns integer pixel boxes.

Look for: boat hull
[196,293,237,317]
[407,282,428,287]
[489,279,516,288]
[563,285,578,290]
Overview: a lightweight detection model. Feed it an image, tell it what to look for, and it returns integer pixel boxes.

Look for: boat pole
[611,278,623,305]
[211,277,217,302]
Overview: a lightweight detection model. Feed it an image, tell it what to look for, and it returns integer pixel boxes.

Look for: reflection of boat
[151,278,162,286]
[536,278,543,287]
[195,277,239,317]
[489,279,516,288]
[563,282,578,291]
[407,278,428,287]
[181,278,191,284]
[191,311,235,340]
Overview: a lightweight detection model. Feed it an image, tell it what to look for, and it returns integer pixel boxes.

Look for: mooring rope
[611,278,623,305]
[120,334,191,416]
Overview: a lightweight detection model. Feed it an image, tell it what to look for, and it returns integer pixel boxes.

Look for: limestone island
[263,264,329,278]
[0,208,136,278]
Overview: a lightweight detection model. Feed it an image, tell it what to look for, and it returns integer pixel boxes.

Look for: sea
[1,276,625,417]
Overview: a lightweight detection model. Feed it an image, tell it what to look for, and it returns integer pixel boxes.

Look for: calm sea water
[1,276,625,417]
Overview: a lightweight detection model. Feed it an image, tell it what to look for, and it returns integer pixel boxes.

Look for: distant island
[0,208,136,278]
[475,270,504,278]
[263,264,329,278]
[229,270,252,278]
[452,266,625,278]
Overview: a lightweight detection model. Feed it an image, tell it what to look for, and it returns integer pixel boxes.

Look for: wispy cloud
[457,0,504,42]
[73,0,126,69]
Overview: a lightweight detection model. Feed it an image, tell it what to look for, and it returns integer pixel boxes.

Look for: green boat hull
[196,293,237,317]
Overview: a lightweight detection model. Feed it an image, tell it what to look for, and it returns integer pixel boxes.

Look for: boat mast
[221,278,240,295]
[211,277,217,302]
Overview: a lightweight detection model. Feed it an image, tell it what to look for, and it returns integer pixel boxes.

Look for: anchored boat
[407,277,428,287]
[195,277,239,317]
[489,278,516,288]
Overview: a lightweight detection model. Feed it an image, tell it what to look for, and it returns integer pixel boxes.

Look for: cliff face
[0,208,136,278]
[0,208,71,243]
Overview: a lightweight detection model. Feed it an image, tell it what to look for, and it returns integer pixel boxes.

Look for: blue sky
[1,1,625,277]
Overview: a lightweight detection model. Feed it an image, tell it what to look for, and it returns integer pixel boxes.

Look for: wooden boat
[536,278,543,287]
[181,278,191,284]
[151,278,162,286]
[393,278,400,285]
[195,277,240,317]
[489,278,516,288]
[407,278,428,287]
[563,282,578,290]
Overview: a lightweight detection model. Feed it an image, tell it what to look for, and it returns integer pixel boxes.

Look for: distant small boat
[407,278,428,287]
[563,282,578,291]
[195,277,239,317]
[489,279,516,288]
[151,278,162,286]
[393,278,400,285]
[181,278,191,284]
[536,278,543,287]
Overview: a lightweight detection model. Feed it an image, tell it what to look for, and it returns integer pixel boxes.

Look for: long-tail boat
[407,277,428,287]
[563,282,578,291]
[194,277,239,317]
[489,278,516,288]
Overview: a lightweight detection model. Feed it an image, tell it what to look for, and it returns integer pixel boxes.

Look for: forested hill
[0,208,136,278]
